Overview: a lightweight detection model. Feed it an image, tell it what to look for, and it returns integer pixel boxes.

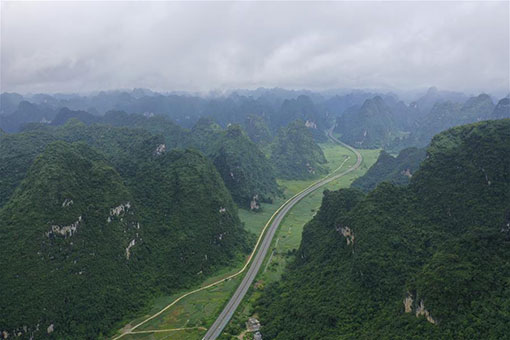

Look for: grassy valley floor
[112,142,379,340]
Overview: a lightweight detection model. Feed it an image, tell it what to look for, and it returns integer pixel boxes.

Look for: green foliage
[0,125,251,338]
[0,130,57,207]
[335,96,407,148]
[393,94,496,150]
[206,124,281,207]
[244,114,272,144]
[352,147,426,192]
[46,112,280,208]
[274,95,327,142]
[256,119,510,339]
[270,120,327,180]
[492,97,510,119]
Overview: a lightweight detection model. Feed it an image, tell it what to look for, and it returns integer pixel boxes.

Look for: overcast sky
[1,1,509,96]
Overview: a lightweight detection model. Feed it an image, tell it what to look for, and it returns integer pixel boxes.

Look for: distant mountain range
[2,88,508,153]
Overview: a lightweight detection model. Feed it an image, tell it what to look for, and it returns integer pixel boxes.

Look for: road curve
[202,131,362,340]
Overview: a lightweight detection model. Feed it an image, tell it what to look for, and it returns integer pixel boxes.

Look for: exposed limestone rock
[108,202,131,222]
[336,225,355,246]
[125,239,136,260]
[305,120,317,129]
[154,144,166,156]
[143,112,154,118]
[46,216,82,238]
[246,317,261,332]
[403,292,413,313]
[250,195,260,211]
[219,207,227,213]
[47,324,54,334]
[306,162,316,174]
[401,168,412,178]
[61,199,73,207]
[416,300,436,324]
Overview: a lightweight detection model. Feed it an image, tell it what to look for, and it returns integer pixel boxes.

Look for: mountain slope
[0,142,143,339]
[394,94,496,150]
[0,126,250,339]
[270,120,327,179]
[352,147,426,192]
[256,119,510,339]
[334,96,405,148]
[493,97,510,119]
[207,125,281,208]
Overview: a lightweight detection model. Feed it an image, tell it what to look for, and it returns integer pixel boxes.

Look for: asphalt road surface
[202,131,362,339]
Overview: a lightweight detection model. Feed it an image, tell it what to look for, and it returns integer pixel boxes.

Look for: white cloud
[1,1,508,95]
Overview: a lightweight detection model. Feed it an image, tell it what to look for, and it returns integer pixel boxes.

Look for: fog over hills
[1,1,508,95]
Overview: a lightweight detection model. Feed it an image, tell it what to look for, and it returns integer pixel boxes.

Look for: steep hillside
[243,114,272,144]
[334,96,406,148]
[0,127,250,338]
[394,94,495,150]
[0,101,56,132]
[0,92,24,116]
[352,147,426,192]
[257,119,510,339]
[274,95,327,142]
[42,113,280,208]
[0,142,144,339]
[207,125,280,208]
[51,107,99,126]
[493,97,510,119]
[411,87,467,116]
[271,120,327,179]
[0,130,57,207]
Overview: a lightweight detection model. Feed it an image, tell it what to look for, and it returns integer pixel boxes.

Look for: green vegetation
[393,94,496,150]
[352,147,426,192]
[112,142,376,339]
[335,96,402,148]
[0,124,251,339]
[255,119,510,339]
[47,113,280,209]
[271,120,327,180]
[493,97,510,119]
[220,146,380,339]
[243,114,272,145]
[204,124,281,208]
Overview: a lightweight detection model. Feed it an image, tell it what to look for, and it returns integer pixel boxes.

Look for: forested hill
[270,120,327,180]
[0,124,250,339]
[256,119,510,339]
[352,147,426,192]
[334,96,412,148]
[196,123,281,208]
[22,111,281,209]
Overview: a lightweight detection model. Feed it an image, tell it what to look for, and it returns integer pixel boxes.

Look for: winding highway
[202,130,362,339]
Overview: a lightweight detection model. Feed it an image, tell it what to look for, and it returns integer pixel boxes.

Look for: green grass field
[121,328,206,340]
[114,142,380,339]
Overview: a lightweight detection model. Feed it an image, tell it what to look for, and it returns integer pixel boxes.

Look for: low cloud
[1,1,508,95]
